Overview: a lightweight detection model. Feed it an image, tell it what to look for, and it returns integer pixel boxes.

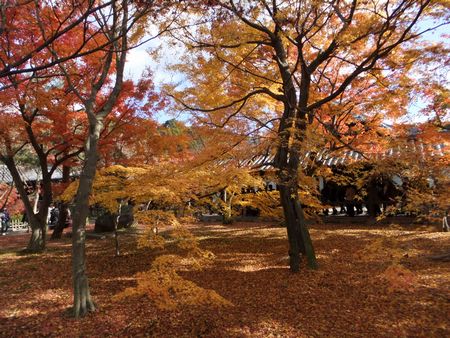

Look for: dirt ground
[0,222,449,337]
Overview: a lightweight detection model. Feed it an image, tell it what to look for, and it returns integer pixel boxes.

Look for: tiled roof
[242,140,448,170]
[0,165,67,183]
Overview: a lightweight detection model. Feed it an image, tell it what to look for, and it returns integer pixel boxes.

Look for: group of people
[0,208,10,235]
[48,205,72,229]
[0,204,73,236]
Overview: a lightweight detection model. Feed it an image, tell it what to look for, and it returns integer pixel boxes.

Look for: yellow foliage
[114,247,228,310]
[58,180,79,203]
[118,203,223,309]
[114,256,232,309]
[137,210,180,250]
[243,190,283,220]
[170,226,199,252]
[135,210,179,227]
[59,165,146,210]
[138,232,166,250]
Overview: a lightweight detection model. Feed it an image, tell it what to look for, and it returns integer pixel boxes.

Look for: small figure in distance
[1,208,10,235]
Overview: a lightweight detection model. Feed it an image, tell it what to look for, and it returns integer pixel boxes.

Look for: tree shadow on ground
[172,223,449,336]
[0,222,448,337]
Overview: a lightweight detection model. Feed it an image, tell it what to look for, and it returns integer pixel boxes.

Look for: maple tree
[0,33,162,252]
[0,1,448,326]
[0,72,86,251]
[51,1,156,317]
[0,1,135,82]
[60,151,269,309]
[0,0,177,317]
[0,1,127,250]
[164,0,449,272]
[50,0,191,318]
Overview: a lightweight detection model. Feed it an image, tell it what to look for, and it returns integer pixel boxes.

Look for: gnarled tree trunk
[278,169,317,272]
[270,26,318,272]
[26,214,47,253]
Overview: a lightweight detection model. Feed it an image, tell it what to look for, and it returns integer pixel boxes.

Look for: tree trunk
[26,177,52,252]
[71,121,102,317]
[294,200,317,269]
[276,130,317,271]
[113,224,120,257]
[1,157,48,252]
[275,117,317,272]
[25,209,49,253]
[73,236,96,317]
[26,220,45,253]
[221,189,233,224]
[72,191,96,317]
[279,186,301,272]
[69,0,128,315]
[32,184,40,214]
[279,187,317,272]
[270,29,318,272]
[0,183,13,209]
[223,210,233,224]
[114,203,121,257]
[51,165,71,240]
[51,204,68,240]
[222,201,234,225]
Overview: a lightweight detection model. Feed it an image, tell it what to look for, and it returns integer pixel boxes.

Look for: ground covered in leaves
[0,222,449,337]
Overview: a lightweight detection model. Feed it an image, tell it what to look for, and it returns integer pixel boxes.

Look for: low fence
[9,219,29,232]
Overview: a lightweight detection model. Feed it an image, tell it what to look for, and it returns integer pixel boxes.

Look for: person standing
[1,208,10,235]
